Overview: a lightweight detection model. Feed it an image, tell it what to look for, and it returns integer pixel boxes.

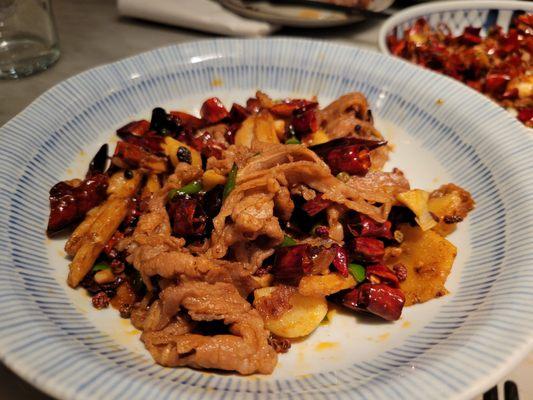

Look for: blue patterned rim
[0,38,532,400]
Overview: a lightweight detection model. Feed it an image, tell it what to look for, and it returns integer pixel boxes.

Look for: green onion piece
[286,137,301,144]
[348,263,366,282]
[223,163,238,200]
[280,234,297,247]
[92,264,110,272]
[168,180,203,201]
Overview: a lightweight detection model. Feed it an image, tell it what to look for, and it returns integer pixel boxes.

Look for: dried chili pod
[346,213,393,240]
[302,193,332,216]
[269,99,318,117]
[121,133,164,154]
[352,237,385,264]
[87,144,109,177]
[169,111,204,131]
[310,137,387,176]
[168,193,208,238]
[229,103,249,123]
[331,244,349,277]
[47,174,108,234]
[291,108,318,137]
[365,264,400,288]
[116,120,150,137]
[200,97,229,124]
[339,283,405,321]
[272,244,313,285]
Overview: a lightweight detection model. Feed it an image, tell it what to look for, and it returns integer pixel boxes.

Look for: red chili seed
[92,292,110,309]
[393,263,408,282]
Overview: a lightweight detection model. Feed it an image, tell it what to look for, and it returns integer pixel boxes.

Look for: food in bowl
[386,13,533,127]
[46,91,474,374]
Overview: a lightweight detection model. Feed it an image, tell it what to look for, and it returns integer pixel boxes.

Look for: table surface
[0,0,531,399]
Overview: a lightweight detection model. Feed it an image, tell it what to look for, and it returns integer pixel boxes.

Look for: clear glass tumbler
[0,0,60,79]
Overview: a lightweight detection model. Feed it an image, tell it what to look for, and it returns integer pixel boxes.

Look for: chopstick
[483,381,520,400]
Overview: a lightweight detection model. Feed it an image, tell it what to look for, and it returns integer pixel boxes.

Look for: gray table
[0,0,381,124]
[0,1,531,399]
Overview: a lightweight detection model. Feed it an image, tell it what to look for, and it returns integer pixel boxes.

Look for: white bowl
[0,38,532,400]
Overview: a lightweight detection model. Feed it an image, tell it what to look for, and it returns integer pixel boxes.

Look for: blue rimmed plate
[0,38,532,400]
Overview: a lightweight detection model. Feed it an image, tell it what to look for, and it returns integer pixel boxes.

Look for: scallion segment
[280,235,297,247]
[286,137,301,144]
[92,264,110,272]
[223,163,238,200]
[168,180,203,201]
[348,263,366,283]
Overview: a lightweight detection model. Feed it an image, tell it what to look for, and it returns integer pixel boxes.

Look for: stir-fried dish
[387,13,533,127]
[47,92,474,375]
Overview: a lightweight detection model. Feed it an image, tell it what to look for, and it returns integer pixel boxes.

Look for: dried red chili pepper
[272,244,314,285]
[340,284,405,321]
[47,174,108,234]
[331,244,349,277]
[485,73,511,95]
[189,129,226,159]
[461,27,482,45]
[291,108,318,137]
[517,108,533,127]
[310,137,386,176]
[169,111,204,131]
[352,237,385,264]
[113,141,145,167]
[302,193,333,216]
[116,120,150,137]
[500,29,520,53]
[168,194,208,238]
[200,97,229,124]
[269,99,318,117]
[229,103,249,123]
[365,264,400,288]
[121,132,164,154]
[246,97,261,114]
[347,214,393,240]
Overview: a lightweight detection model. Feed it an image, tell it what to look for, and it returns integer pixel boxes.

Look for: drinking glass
[0,0,60,79]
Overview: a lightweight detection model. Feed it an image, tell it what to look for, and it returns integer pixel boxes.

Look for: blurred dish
[220,0,394,27]
[379,0,533,127]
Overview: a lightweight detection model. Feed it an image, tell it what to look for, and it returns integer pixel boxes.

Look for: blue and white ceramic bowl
[0,38,532,400]
[379,0,533,54]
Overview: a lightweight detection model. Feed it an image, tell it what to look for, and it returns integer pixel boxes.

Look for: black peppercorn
[177,146,192,164]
